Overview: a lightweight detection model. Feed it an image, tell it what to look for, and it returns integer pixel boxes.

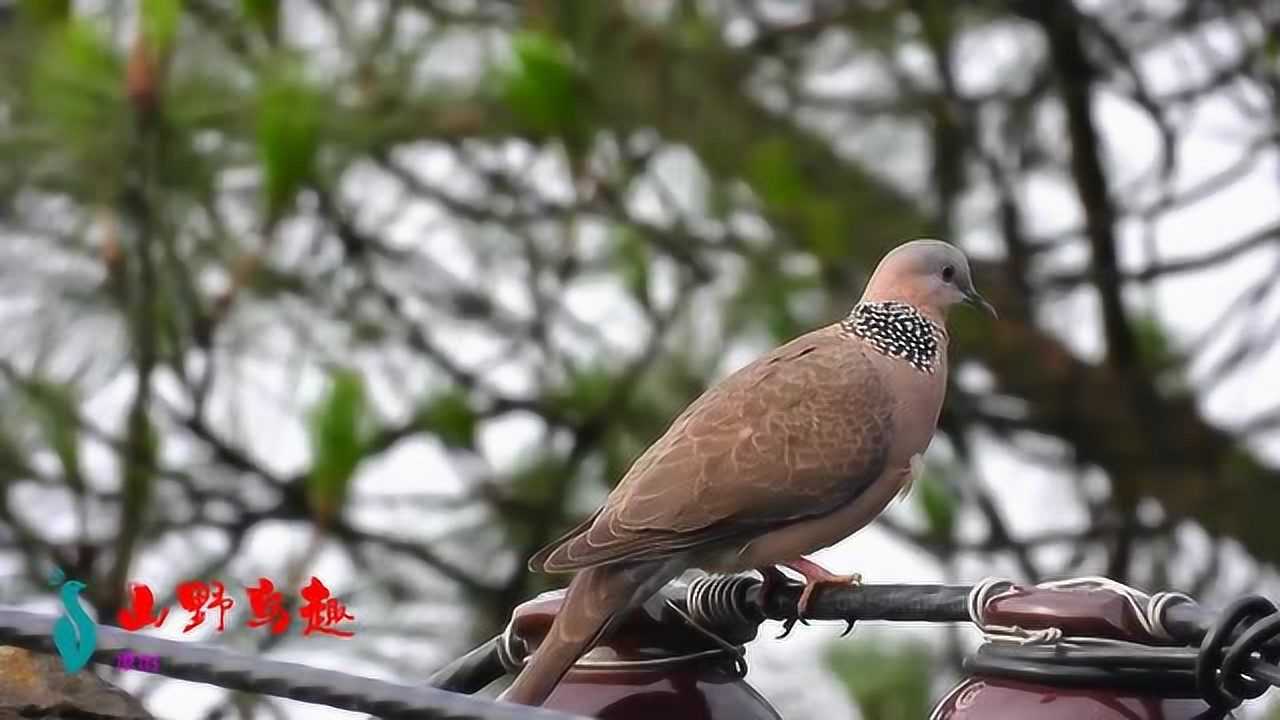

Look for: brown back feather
[533,325,894,573]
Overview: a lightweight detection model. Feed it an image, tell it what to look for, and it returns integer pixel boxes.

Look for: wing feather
[536,326,893,573]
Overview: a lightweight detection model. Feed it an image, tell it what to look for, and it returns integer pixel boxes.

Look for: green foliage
[0,421,28,479]
[598,379,691,485]
[241,0,280,43]
[542,2,610,51]
[1223,445,1259,483]
[306,369,367,523]
[746,138,804,210]
[550,366,615,424]
[501,454,571,548]
[611,227,652,304]
[28,383,81,489]
[801,197,850,260]
[744,138,849,259]
[499,30,588,152]
[29,19,127,185]
[141,0,182,53]
[1131,313,1178,369]
[255,59,324,224]
[509,455,566,509]
[17,0,70,28]
[417,389,478,451]
[827,638,934,720]
[121,408,159,514]
[245,263,309,298]
[1131,312,1188,396]
[726,252,823,341]
[914,465,956,544]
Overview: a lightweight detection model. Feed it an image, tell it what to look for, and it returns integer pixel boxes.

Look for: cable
[425,636,507,695]
[680,573,1280,709]
[0,609,584,720]
[1196,596,1280,709]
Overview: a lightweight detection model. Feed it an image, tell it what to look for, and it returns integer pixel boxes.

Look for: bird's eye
[941,265,955,282]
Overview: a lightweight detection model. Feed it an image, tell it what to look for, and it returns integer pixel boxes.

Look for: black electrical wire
[426,635,507,694]
[1196,596,1280,709]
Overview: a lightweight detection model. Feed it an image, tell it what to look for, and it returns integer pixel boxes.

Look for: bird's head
[861,239,997,321]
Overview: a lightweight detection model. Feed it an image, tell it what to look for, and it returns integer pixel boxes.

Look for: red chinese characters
[175,579,234,633]
[299,577,355,638]
[114,577,353,638]
[117,583,170,631]
[245,578,291,635]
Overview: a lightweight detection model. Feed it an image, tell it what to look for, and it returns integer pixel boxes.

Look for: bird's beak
[964,290,998,319]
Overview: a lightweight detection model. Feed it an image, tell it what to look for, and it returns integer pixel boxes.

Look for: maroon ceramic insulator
[506,590,781,720]
[930,583,1220,719]
[982,585,1163,643]
[931,677,1218,720]
[541,667,781,720]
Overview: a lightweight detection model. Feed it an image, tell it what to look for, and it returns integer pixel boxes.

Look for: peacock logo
[50,567,97,673]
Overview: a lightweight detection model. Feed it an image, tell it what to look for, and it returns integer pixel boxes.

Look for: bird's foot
[757,565,789,598]
[757,567,803,638]
[781,557,861,635]
[776,615,801,639]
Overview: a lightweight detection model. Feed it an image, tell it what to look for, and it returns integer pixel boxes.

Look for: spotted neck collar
[840,301,944,373]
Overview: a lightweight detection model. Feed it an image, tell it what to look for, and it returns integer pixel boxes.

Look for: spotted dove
[502,239,996,706]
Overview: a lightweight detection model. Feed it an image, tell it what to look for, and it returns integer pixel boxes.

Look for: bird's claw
[760,560,862,639]
[758,566,789,599]
[795,571,863,619]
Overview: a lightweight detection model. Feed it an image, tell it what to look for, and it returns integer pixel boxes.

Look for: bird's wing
[533,326,894,573]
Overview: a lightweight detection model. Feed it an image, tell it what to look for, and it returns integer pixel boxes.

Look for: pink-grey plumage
[502,239,995,707]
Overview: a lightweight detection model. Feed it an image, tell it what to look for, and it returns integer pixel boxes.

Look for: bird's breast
[877,351,948,470]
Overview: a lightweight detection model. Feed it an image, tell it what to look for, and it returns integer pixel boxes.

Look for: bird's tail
[501,561,675,707]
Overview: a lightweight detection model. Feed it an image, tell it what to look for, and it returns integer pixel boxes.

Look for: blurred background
[1,0,1279,718]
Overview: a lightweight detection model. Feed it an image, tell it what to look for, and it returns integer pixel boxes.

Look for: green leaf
[500,454,571,547]
[500,30,581,137]
[306,369,366,522]
[29,382,82,490]
[509,455,565,508]
[726,252,822,342]
[1131,313,1177,368]
[256,59,324,222]
[141,0,182,53]
[802,198,850,260]
[745,138,804,210]
[417,389,478,450]
[1130,312,1188,396]
[121,408,159,514]
[18,0,71,28]
[30,20,127,179]
[549,366,615,424]
[612,227,651,303]
[0,421,29,479]
[241,0,279,42]
[826,638,934,720]
[913,465,956,543]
